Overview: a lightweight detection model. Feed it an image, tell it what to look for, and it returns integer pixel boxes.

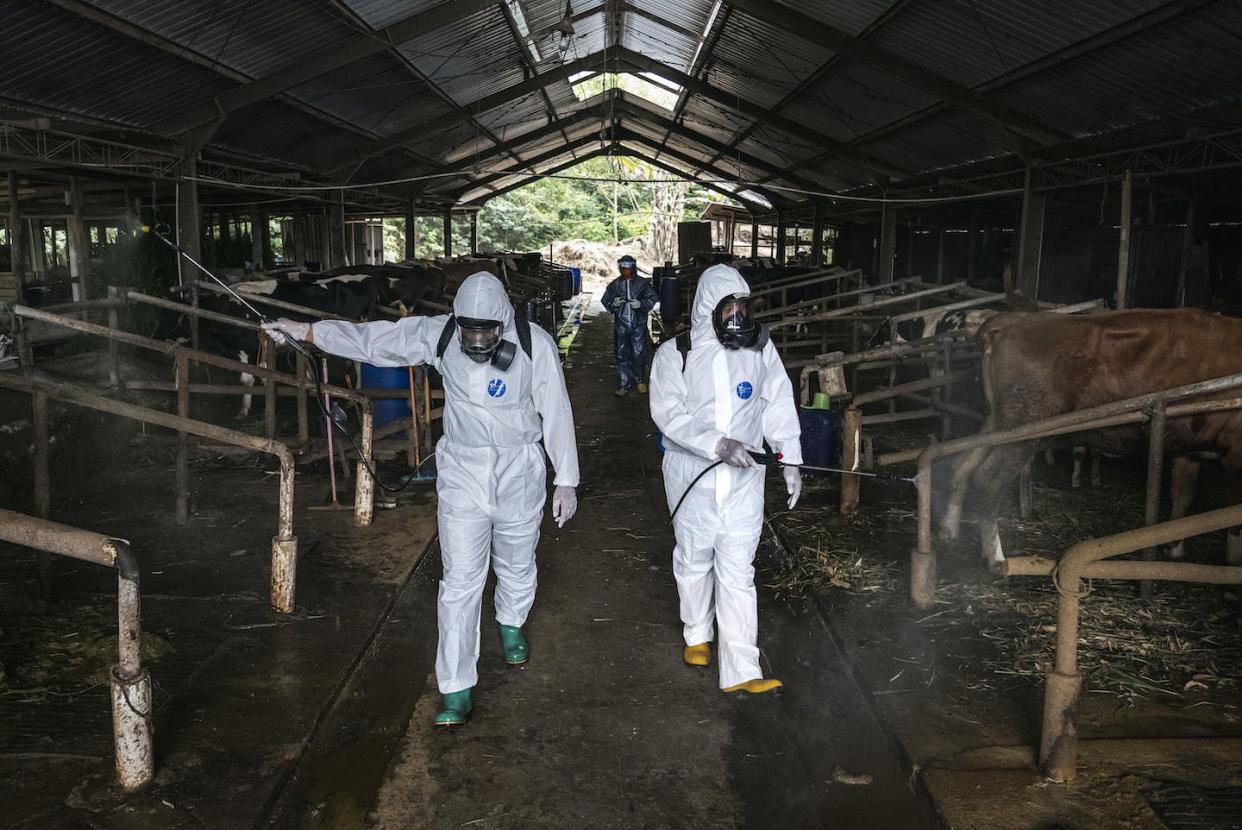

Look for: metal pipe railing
[909,373,1242,608]
[12,304,375,527]
[0,508,152,791]
[1038,504,1242,782]
[760,276,927,321]
[769,281,966,329]
[0,371,301,612]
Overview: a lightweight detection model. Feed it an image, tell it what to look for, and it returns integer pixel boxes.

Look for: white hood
[692,264,750,342]
[453,272,514,327]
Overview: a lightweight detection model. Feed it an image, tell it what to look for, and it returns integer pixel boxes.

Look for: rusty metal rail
[904,373,1242,608]
[1028,504,1242,782]
[0,508,152,791]
[12,303,375,527]
[0,371,302,612]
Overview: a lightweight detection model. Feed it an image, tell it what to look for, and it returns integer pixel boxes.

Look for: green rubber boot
[499,625,529,666]
[433,688,473,727]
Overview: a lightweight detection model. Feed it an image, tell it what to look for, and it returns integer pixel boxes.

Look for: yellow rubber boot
[722,678,784,696]
[637,383,648,395]
[683,643,710,667]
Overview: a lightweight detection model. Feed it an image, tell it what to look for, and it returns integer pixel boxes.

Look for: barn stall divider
[0,509,152,791]
[9,303,376,527]
[0,371,301,611]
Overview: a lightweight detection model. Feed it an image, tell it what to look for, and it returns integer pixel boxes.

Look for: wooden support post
[176,155,202,287]
[1016,165,1047,300]
[469,211,478,255]
[936,227,946,284]
[1018,462,1033,520]
[261,333,276,440]
[331,191,346,268]
[404,199,417,260]
[190,283,200,350]
[1141,403,1166,599]
[67,177,91,302]
[966,211,978,284]
[877,205,897,284]
[840,406,862,514]
[106,286,120,387]
[250,206,265,269]
[812,213,824,267]
[775,211,786,264]
[33,390,52,597]
[175,355,190,525]
[1115,169,1133,309]
[289,205,303,268]
[296,351,310,447]
[443,211,453,257]
[7,171,25,288]
[750,218,759,259]
[1176,199,1195,307]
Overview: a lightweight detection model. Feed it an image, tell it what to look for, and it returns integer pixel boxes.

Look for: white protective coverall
[649,264,802,688]
[313,273,579,694]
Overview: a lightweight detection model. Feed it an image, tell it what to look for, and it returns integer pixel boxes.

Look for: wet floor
[357,313,937,828]
[0,312,937,828]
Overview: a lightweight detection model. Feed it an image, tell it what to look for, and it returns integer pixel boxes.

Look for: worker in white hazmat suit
[262,273,579,726]
[649,264,802,695]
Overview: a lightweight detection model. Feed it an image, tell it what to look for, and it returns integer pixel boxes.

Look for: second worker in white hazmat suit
[263,272,579,726]
[649,264,802,695]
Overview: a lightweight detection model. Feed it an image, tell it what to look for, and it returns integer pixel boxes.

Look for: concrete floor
[0,311,938,828]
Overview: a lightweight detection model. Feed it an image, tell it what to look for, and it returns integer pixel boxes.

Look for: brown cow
[940,308,1242,570]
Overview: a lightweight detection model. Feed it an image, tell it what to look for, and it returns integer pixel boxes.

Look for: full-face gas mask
[618,255,637,280]
[712,293,769,350]
[457,316,516,369]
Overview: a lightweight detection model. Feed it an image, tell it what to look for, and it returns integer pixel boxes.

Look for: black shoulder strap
[676,330,692,372]
[516,316,532,361]
[435,315,457,360]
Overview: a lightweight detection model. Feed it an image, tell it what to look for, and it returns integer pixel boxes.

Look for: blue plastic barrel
[799,408,842,477]
[361,364,412,439]
[570,267,582,295]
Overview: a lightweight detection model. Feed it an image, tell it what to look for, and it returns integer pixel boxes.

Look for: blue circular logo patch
[736,381,753,400]
[487,378,507,398]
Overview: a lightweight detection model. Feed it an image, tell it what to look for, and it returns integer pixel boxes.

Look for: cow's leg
[1091,447,1102,488]
[939,446,990,542]
[971,442,1034,572]
[1071,446,1086,489]
[238,351,254,419]
[1165,456,1200,560]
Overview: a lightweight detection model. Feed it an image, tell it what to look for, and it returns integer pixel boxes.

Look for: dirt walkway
[366,313,938,828]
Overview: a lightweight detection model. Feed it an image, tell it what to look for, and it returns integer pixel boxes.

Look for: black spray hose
[147,225,422,494]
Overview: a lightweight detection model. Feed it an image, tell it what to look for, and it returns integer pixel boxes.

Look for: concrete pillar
[877,205,897,284]
[176,155,201,286]
[1115,169,1133,309]
[7,171,25,286]
[1016,165,1047,300]
[443,211,452,257]
[67,177,91,301]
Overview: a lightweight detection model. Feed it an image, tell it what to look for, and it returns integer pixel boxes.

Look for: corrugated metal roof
[5,0,1241,207]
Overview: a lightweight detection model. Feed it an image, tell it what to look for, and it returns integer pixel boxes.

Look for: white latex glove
[715,437,755,469]
[611,297,626,309]
[551,485,577,528]
[262,318,311,345]
[627,299,641,309]
[783,465,803,510]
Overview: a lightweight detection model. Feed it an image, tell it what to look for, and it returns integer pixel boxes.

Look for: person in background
[601,255,658,397]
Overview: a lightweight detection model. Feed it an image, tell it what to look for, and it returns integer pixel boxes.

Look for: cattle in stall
[317,263,449,312]
[194,275,382,418]
[436,257,500,291]
[940,309,1242,571]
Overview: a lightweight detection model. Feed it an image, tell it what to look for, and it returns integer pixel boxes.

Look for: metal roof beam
[613,47,909,181]
[155,0,498,136]
[333,52,626,171]
[434,132,606,197]
[465,145,614,203]
[612,128,792,206]
[726,0,1068,147]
